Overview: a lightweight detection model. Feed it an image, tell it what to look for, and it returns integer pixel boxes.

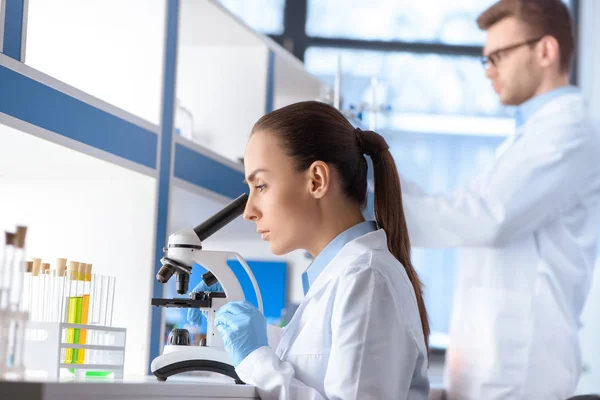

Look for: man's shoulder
[525,94,598,142]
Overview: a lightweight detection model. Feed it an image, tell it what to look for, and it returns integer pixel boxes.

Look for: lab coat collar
[514,85,580,128]
[303,228,388,300]
[303,220,377,290]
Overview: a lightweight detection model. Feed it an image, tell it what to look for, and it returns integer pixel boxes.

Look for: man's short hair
[477,0,575,73]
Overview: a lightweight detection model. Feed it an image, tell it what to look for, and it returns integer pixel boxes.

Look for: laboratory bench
[0,377,445,400]
[0,352,446,400]
[0,374,258,399]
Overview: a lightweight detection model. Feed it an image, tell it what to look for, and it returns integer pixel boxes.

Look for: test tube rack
[24,321,126,379]
[0,309,29,379]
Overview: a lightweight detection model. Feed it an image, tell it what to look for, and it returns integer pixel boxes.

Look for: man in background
[400,1,600,398]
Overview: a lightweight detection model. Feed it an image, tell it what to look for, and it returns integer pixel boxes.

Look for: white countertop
[0,374,258,399]
[1,373,446,399]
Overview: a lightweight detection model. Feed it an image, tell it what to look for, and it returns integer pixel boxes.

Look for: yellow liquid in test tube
[64,263,82,364]
[77,263,92,364]
[65,297,76,363]
[73,296,83,363]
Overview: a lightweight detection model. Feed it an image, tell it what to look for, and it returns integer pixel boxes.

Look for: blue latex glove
[187,281,224,327]
[214,301,268,367]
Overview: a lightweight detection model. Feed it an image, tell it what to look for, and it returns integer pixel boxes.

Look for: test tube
[53,258,67,322]
[83,264,93,364]
[92,274,115,327]
[76,263,91,364]
[64,261,80,364]
[0,231,13,372]
[46,266,55,322]
[30,258,42,321]
[22,261,33,314]
[56,260,68,363]
[106,276,116,328]
[1,232,16,310]
[39,263,50,322]
[88,273,101,364]
[88,273,115,365]
[0,232,16,373]
[10,226,28,373]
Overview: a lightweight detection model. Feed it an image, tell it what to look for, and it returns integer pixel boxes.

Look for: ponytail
[373,151,430,351]
[359,130,430,352]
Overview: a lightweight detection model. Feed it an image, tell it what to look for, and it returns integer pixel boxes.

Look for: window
[306,0,573,45]
[219,0,285,35]
[305,46,515,136]
[307,0,488,45]
[305,47,509,131]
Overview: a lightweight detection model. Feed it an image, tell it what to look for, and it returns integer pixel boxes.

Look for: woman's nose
[243,199,259,221]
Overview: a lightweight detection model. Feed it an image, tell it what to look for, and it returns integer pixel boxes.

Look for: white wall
[575,1,600,393]
[176,45,268,163]
[176,0,270,164]
[273,52,324,111]
[25,0,165,125]
[0,123,156,376]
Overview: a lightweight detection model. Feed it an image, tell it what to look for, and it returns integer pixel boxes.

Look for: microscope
[150,193,263,383]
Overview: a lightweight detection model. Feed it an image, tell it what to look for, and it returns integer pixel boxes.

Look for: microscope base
[151,345,244,384]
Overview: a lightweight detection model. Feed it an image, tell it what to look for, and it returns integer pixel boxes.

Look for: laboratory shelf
[1,0,324,377]
[182,0,322,98]
[173,136,247,201]
[0,54,160,177]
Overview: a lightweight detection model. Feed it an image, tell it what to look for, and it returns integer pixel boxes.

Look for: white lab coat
[235,229,430,399]
[401,92,600,399]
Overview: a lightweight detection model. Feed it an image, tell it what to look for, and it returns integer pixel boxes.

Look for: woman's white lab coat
[401,92,600,399]
[235,229,430,399]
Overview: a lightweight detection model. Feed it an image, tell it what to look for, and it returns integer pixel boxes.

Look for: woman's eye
[255,184,267,192]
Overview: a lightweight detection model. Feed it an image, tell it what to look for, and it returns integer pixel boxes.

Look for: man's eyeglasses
[481,37,544,69]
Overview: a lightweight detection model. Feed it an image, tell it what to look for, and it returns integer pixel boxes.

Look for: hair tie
[354,127,389,157]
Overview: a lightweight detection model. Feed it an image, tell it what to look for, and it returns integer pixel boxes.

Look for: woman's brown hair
[251,100,430,350]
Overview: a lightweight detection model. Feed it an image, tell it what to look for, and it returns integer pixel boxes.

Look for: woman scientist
[188,101,430,399]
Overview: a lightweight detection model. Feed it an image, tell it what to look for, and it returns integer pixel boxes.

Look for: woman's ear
[307,161,330,199]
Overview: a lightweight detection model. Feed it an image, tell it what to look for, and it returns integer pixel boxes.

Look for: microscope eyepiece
[193,194,248,242]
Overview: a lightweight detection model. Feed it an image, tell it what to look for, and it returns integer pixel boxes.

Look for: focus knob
[167,329,191,346]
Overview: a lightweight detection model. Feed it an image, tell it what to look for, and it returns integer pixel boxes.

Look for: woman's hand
[214,301,269,367]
